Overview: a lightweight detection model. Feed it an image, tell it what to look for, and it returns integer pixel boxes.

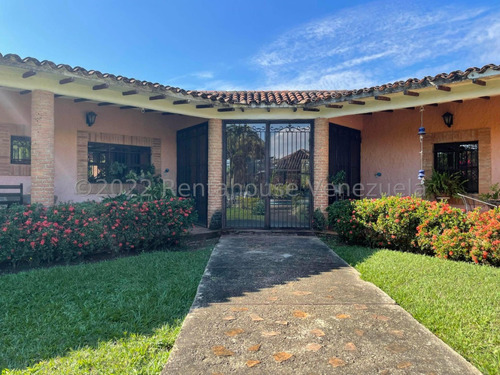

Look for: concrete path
[163,234,480,375]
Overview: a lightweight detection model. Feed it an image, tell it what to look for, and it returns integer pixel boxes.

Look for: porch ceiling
[1,53,500,120]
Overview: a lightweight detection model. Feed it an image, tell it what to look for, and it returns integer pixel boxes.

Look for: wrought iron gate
[224,121,312,229]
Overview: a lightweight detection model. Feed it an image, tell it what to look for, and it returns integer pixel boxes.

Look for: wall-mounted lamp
[418,127,426,136]
[86,111,97,127]
[442,112,453,128]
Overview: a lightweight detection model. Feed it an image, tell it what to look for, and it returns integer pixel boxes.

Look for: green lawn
[322,237,500,375]
[0,245,213,374]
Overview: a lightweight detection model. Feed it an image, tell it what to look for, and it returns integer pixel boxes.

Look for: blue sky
[1,0,499,91]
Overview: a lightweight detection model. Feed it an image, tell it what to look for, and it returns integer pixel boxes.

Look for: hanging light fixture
[418,106,425,183]
[86,111,97,127]
[442,112,453,128]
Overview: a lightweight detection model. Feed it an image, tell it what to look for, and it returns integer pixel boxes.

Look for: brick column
[313,118,329,213]
[31,90,55,206]
[207,118,223,226]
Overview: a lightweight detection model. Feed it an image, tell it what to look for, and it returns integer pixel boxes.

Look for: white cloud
[251,0,500,90]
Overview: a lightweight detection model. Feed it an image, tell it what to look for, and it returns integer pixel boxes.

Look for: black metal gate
[177,122,208,226]
[224,121,312,229]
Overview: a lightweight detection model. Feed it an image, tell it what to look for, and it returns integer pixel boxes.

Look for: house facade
[1,53,500,228]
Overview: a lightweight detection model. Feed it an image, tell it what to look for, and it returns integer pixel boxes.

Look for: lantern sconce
[442,112,453,128]
[86,111,97,127]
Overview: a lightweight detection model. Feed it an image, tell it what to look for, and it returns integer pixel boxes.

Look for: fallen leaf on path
[292,291,312,296]
[336,313,351,319]
[310,329,325,337]
[354,329,364,337]
[249,313,264,321]
[305,343,322,352]
[397,361,412,369]
[261,330,280,337]
[223,316,235,321]
[328,357,346,367]
[385,343,409,353]
[389,329,404,338]
[275,320,289,325]
[273,352,293,362]
[225,328,244,337]
[293,310,309,318]
[247,344,261,352]
[246,360,261,368]
[212,346,234,356]
[230,307,249,312]
[344,342,356,351]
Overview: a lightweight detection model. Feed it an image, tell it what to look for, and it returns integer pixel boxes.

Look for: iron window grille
[434,141,479,193]
[87,142,152,183]
[10,136,31,164]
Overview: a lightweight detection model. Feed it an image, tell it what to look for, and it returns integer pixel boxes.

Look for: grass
[322,237,500,375]
[0,244,213,374]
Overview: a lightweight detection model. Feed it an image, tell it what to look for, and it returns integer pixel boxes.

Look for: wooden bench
[0,184,24,208]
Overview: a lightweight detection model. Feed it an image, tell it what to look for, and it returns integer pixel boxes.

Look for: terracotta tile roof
[274,149,310,171]
[1,53,499,107]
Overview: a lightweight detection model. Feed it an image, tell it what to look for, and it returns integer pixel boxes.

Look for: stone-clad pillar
[31,90,55,206]
[313,118,329,213]
[207,118,223,226]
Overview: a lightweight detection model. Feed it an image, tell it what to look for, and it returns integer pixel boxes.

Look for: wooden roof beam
[436,85,451,92]
[326,104,343,109]
[92,83,109,90]
[374,95,391,101]
[173,99,190,105]
[404,90,419,97]
[122,89,138,96]
[196,104,214,109]
[348,100,365,105]
[59,77,74,85]
[22,70,36,79]
[473,79,486,86]
[149,94,166,100]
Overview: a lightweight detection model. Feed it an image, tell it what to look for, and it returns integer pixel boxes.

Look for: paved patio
[162,234,480,374]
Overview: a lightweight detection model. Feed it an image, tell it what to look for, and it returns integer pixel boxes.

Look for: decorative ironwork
[224,121,312,229]
[87,142,151,183]
[434,141,478,193]
[10,136,31,164]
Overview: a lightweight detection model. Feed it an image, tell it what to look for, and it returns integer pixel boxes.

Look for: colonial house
[1,53,499,228]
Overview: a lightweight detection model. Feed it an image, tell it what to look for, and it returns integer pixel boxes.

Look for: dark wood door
[177,122,208,226]
[329,123,361,202]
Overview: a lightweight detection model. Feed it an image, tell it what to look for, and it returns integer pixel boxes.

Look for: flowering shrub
[433,209,500,265]
[415,201,468,255]
[327,195,498,266]
[327,199,365,244]
[0,198,196,268]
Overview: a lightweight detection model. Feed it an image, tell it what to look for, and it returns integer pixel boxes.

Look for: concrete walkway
[163,234,480,374]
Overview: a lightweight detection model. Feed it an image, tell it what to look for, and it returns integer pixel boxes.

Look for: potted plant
[330,170,348,198]
[479,183,500,205]
[424,170,466,200]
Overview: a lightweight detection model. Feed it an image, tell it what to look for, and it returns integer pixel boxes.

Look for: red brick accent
[313,118,329,213]
[207,118,223,226]
[31,90,55,206]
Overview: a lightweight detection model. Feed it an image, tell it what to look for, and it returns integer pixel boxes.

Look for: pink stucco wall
[331,96,500,197]
[0,89,206,202]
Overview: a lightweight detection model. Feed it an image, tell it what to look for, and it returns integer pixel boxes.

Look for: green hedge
[327,196,499,266]
[0,198,196,268]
